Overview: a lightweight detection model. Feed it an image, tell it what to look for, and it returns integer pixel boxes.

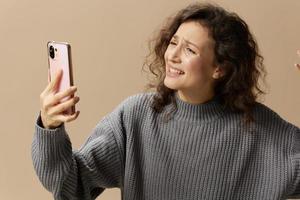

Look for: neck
[177,89,215,105]
[166,91,224,122]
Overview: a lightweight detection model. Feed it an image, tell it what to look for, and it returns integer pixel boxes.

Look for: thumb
[48,69,63,93]
[47,69,50,84]
[295,50,300,70]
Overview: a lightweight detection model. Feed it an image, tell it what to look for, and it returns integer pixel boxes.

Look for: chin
[163,78,181,90]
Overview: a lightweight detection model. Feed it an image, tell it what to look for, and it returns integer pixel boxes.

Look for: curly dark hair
[142,2,267,123]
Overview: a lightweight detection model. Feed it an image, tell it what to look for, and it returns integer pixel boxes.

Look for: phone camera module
[49,45,55,59]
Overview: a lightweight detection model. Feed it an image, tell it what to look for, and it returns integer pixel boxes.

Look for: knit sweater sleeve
[31,99,128,200]
[287,126,300,198]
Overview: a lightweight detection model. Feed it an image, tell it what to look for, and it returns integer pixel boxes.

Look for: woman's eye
[169,41,177,45]
[187,48,196,54]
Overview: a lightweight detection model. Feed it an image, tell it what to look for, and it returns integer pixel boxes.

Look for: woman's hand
[40,69,80,129]
[296,50,300,70]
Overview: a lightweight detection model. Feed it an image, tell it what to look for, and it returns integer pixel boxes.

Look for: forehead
[173,21,214,49]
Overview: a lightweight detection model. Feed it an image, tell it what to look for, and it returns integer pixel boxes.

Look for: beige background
[0,0,299,199]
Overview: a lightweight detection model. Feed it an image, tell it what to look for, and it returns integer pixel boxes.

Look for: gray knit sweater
[32,92,300,200]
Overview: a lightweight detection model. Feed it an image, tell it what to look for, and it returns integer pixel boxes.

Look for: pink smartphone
[47,41,75,115]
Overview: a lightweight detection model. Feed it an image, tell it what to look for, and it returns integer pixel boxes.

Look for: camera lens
[49,45,55,59]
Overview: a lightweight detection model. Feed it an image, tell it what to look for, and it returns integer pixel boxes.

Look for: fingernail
[56,69,62,76]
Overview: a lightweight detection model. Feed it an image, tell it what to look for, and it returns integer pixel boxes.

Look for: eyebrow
[172,35,200,51]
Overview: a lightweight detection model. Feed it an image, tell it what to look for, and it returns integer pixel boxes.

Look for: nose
[169,44,181,63]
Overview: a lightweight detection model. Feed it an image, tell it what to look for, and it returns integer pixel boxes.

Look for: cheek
[164,45,171,56]
[185,58,204,73]
[164,50,168,63]
[164,47,172,64]
[185,58,213,80]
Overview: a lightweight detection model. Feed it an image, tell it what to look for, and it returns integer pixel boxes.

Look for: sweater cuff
[33,114,72,168]
[36,112,65,129]
[35,114,69,145]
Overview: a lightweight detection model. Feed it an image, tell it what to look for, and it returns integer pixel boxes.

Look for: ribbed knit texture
[31,92,300,200]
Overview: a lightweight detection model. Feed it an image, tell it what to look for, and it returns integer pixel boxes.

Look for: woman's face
[164,21,220,99]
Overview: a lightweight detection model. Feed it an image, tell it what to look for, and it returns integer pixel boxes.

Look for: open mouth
[166,65,185,77]
[169,67,185,75]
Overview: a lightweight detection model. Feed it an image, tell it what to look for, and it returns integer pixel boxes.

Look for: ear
[212,66,225,80]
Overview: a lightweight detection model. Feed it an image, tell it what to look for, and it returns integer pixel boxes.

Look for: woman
[32,3,300,200]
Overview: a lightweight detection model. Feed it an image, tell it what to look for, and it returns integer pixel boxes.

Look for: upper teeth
[170,67,184,74]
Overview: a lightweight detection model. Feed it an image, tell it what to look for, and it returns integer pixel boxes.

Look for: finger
[47,69,50,84]
[56,111,80,123]
[65,111,80,122]
[40,70,63,100]
[46,69,63,93]
[42,86,77,110]
[40,70,55,97]
[53,86,77,104]
[48,96,80,115]
[297,50,300,56]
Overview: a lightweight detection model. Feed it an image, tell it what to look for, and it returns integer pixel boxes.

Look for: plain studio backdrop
[0,0,299,199]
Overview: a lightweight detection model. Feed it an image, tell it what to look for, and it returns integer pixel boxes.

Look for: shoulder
[253,102,282,120]
[107,92,155,120]
[122,92,155,106]
[99,92,156,131]
[119,92,155,111]
[253,102,298,133]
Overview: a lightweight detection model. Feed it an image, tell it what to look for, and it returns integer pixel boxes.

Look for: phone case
[47,41,75,115]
